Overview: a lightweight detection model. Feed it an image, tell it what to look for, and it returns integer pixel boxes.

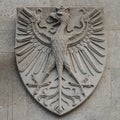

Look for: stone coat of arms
[15,6,106,115]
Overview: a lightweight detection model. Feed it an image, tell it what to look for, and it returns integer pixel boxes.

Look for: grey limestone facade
[0,0,120,120]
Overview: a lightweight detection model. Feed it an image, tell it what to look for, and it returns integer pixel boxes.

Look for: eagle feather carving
[15,7,105,115]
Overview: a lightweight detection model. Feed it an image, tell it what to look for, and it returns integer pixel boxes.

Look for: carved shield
[15,7,106,115]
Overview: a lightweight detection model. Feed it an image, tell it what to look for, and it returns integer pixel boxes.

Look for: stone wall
[0,0,120,120]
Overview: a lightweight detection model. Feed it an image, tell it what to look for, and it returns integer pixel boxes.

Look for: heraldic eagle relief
[15,6,106,115]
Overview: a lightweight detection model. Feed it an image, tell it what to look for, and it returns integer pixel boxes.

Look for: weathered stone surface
[0,53,27,120]
[0,31,15,52]
[111,68,120,107]
[109,107,120,120]
[0,0,120,119]
[110,31,120,68]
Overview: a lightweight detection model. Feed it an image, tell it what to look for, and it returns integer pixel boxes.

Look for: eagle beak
[49,12,58,19]
[46,12,58,23]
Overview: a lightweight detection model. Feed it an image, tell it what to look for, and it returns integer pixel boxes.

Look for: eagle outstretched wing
[67,8,105,76]
[15,8,52,76]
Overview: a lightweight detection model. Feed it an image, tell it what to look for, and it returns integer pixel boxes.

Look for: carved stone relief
[15,6,106,115]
